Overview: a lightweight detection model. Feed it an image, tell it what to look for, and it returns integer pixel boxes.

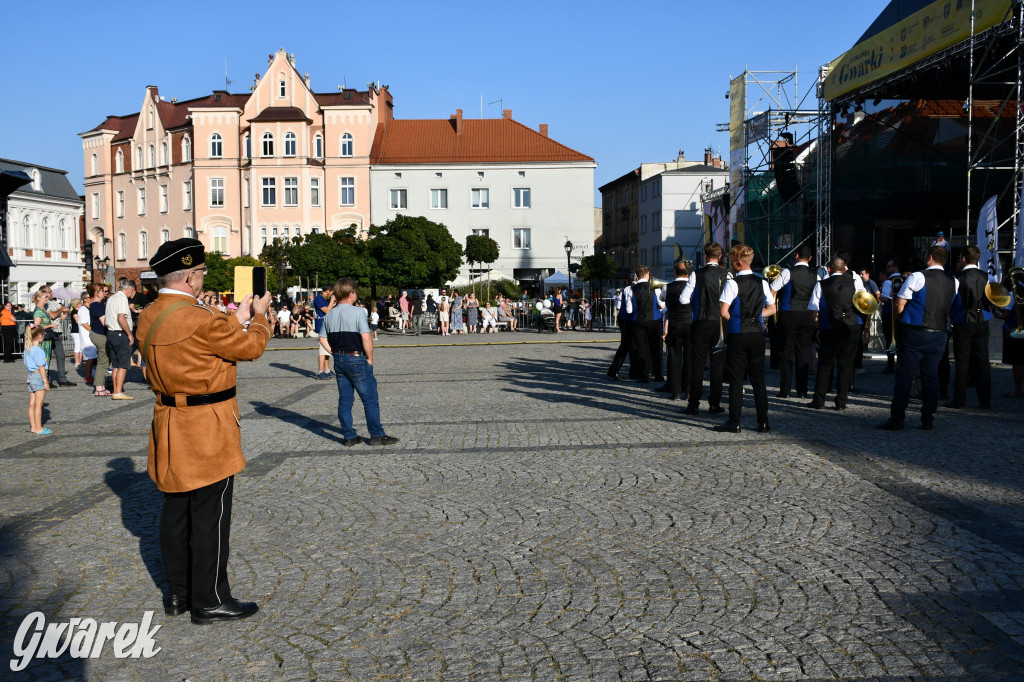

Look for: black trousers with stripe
[161,476,234,609]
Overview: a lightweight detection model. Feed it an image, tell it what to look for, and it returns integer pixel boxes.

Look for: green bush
[487,278,522,301]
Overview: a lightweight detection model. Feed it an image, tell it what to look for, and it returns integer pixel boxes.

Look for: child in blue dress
[23,325,50,435]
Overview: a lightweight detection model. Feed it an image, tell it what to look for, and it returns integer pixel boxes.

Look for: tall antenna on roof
[224,56,233,90]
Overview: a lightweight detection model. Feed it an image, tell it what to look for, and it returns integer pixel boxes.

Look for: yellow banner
[729,75,745,151]
[824,0,1013,101]
[729,74,746,244]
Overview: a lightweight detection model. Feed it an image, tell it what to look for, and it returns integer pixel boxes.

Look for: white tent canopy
[543,271,571,288]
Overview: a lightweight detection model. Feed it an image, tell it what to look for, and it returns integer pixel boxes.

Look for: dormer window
[148,145,156,168]
[115,149,124,173]
[314,134,323,158]
[279,80,286,98]
[148,107,155,129]
[182,136,191,162]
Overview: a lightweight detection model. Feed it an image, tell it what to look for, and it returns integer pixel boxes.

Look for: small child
[369,309,380,340]
[23,326,50,435]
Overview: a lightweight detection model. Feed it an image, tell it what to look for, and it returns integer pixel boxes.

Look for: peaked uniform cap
[150,238,205,276]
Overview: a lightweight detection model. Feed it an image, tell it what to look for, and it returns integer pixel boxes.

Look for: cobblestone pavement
[1,330,1022,680]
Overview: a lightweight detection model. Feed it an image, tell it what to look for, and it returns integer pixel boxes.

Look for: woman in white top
[76,292,98,383]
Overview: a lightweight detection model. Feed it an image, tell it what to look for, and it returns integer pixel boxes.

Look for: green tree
[365,215,463,292]
[203,252,232,292]
[465,234,500,302]
[287,231,369,288]
[579,253,618,295]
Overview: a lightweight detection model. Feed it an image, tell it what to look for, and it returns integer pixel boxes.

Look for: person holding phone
[138,238,272,625]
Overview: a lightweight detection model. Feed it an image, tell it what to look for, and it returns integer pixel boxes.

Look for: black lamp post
[564,239,573,294]
[94,256,111,283]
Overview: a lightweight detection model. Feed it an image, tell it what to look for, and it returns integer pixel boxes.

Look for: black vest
[922,269,955,330]
[734,275,766,334]
[788,265,817,311]
[665,279,692,323]
[956,267,990,324]
[821,275,859,327]
[695,265,728,322]
[633,281,654,323]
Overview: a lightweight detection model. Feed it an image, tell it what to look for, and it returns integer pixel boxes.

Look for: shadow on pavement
[104,457,165,596]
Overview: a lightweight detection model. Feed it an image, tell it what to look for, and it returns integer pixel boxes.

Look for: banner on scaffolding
[977,195,1001,282]
[1016,183,1024,268]
[703,199,729,247]
[823,0,1014,101]
[729,74,746,244]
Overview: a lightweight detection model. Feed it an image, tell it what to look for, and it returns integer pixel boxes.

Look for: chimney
[502,109,512,120]
[539,123,548,137]
[712,155,724,169]
[704,148,713,166]
[451,108,464,135]
[677,150,686,163]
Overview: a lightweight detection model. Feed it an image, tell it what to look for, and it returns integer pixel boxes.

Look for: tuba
[886,275,905,353]
[853,290,879,316]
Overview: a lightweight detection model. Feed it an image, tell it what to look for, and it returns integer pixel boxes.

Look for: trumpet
[886,275,905,353]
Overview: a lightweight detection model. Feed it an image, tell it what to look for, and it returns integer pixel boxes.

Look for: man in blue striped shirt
[320,278,399,446]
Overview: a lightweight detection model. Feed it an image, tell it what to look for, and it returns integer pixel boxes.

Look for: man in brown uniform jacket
[138,238,272,624]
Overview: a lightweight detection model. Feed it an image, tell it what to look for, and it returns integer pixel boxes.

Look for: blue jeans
[891,326,947,425]
[333,354,384,439]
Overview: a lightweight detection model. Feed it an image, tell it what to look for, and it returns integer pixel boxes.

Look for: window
[272,227,278,240]
[340,133,353,157]
[137,188,146,215]
[245,227,251,255]
[513,187,531,208]
[161,229,170,244]
[340,177,355,206]
[243,178,249,208]
[284,132,296,157]
[283,227,290,239]
[21,215,30,246]
[42,218,50,249]
[284,177,298,206]
[389,188,406,210]
[182,136,191,162]
[471,188,489,209]
[430,188,448,209]
[314,135,323,158]
[261,177,276,206]
[139,231,148,258]
[161,142,168,165]
[278,80,286,98]
[91,193,100,219]
[294,225,301,238]
[471,228,489,237]
[91,153,98,176]
[116,149,124,173]
[117,191,125,217]
[184,181,192,210]
[513,228,531,249]
[213,226,227,253]
[210,133,222,158]
[137,146,143,168]
[210,178,224,207]
[58,219,67,249]
[245,135,251,159]
[184,225,194,239]
[160,184,168,213]
[310,178,320,206]
[262,132,274,157]
[148,145,156,168]
[118,233,127,260]
[640,216,647,233]
[148,107,155,128]
[260,227,267,249]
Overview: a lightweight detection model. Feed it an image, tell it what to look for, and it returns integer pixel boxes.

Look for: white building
[369,109,596,287]
[638,164,730,281]
[1,158,84,303]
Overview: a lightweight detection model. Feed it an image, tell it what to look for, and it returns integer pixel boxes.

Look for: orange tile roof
[371,118,593,164]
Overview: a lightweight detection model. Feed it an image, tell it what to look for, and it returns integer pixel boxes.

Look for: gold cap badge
[182,254,193,266]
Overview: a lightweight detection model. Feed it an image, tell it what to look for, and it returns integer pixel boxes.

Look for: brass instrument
[713,317,726,351]
[985,281,1012,309]
[853,290,879,316]
[1009,267,1024,339]
[763,264,782,280]
[886,275,905,353]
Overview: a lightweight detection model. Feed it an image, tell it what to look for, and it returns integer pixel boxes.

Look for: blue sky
[3,0,886,203]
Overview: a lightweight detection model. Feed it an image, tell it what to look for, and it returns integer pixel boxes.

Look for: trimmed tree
[579,253,618,296]
[365,215,463,292]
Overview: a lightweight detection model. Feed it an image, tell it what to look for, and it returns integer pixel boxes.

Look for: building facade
[0,158,84,303]
[638,164,730,281]
[80,49,389,282]
[369,109,596,285]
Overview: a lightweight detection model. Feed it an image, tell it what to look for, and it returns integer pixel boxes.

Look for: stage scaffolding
[717,70,825,268]
[819,0,1023,267]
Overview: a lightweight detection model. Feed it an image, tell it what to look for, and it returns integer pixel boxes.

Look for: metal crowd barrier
[0,320,79,358]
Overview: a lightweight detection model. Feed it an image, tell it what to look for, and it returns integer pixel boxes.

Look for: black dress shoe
[368,435,399,446]
[805,401,824,409]
[637,378,650,384]
[708,405,725,415]
[796,392,808,399]
[944,401,963,409]
[776,392,790,398]
[920,422,934,430]
[668,393,681,401]
[833,404,847,411]
[876,419,905,431]
[681,406,700,415]
[164,593,188,617]
[757,423,771,433]
[713,421,740,433]
[341,437,361,447]
[191,598,259,624]
[655,384,671,393]
[607,373,622,381]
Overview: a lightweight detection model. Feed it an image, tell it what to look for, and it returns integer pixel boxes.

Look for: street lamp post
[564,239,573,295]
[94,256,111,284]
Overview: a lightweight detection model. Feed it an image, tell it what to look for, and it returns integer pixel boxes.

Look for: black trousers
[632,320,663,381]
[892,327,947,425]
[938,332,951,394]
[767,315,782,369]
[50,335,67,382]
[688,320,725,408]
[778,310,814,396]
[813,324,860,407]
[952,321,991,406]
[1,324,16,362]
[726,332,768,424]
[608,320,633,377]
[665,320,692,395]
[161,476,234,610]
[882,314,897,369]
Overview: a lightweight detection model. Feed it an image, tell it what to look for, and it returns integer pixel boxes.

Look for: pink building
[80,49,389,282]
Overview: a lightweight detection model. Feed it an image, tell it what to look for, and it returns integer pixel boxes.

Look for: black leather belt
[339,350,362,356]
[160,386,236,407]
